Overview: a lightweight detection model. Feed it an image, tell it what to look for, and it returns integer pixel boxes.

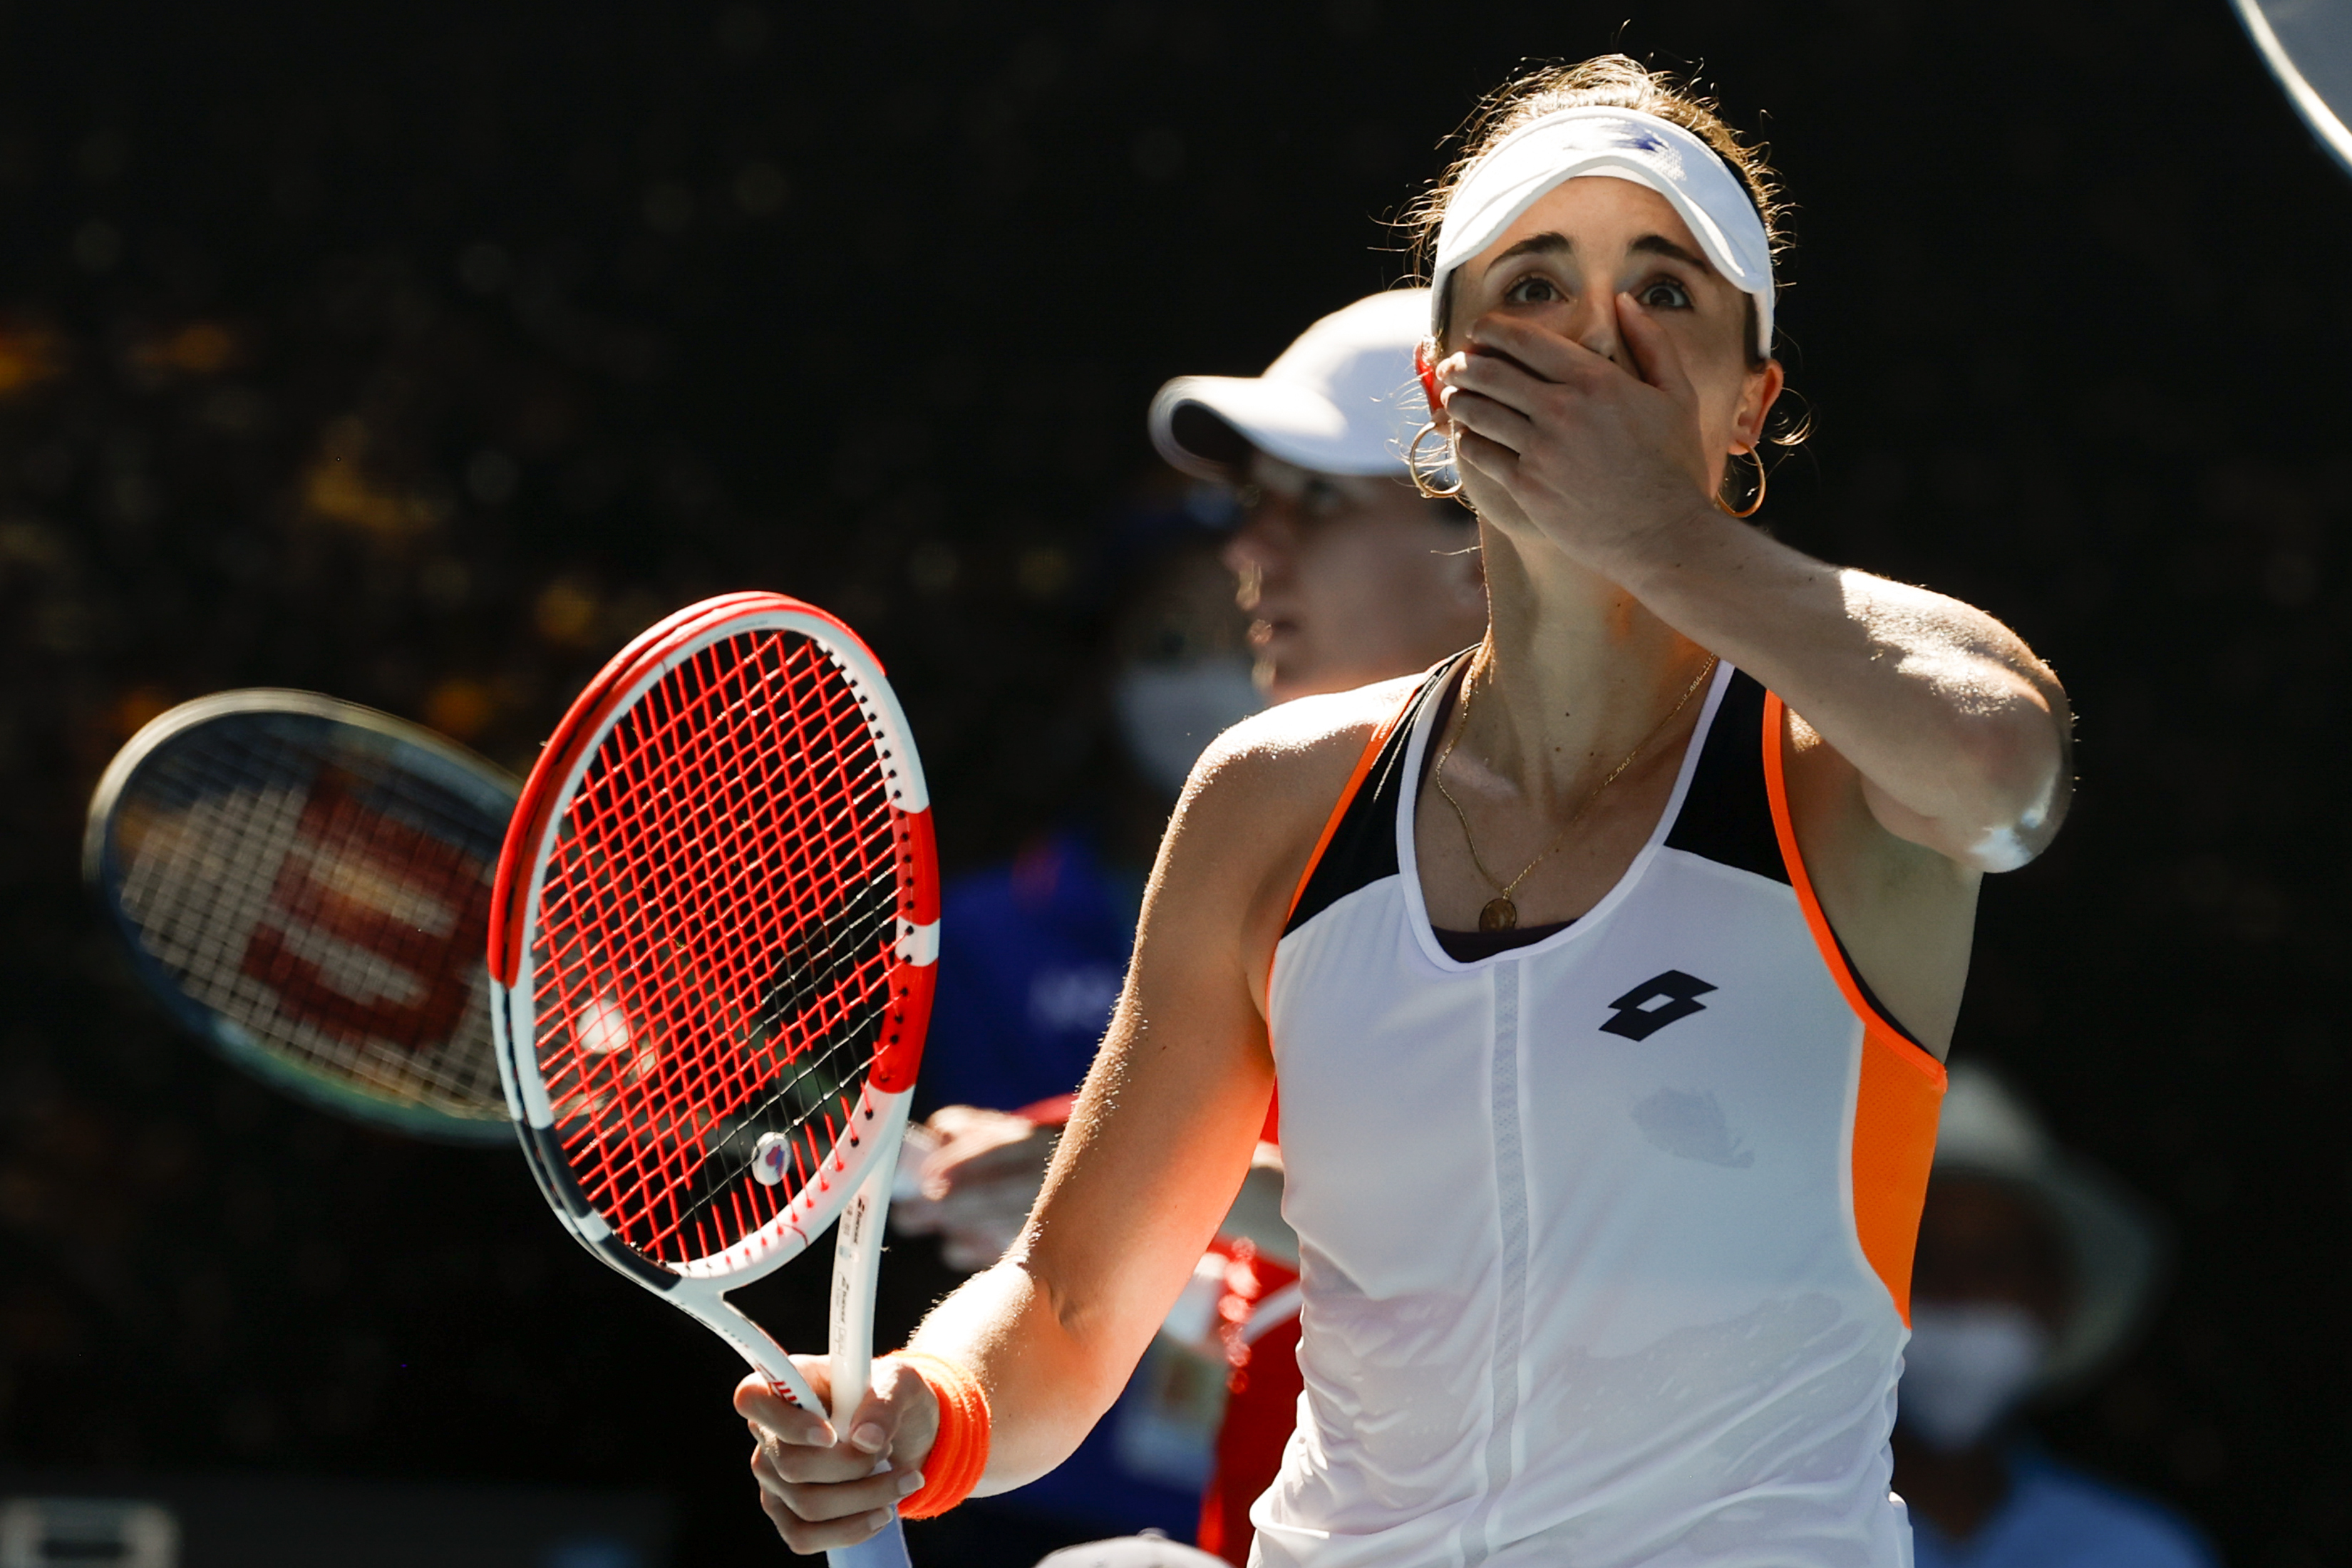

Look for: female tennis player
[740,57,2073,1566]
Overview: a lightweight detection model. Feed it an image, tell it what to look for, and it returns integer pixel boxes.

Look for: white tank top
[1253,659,1946,1568]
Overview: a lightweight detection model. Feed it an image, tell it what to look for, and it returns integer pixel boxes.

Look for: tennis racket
[83,689,518,1143]
[488,592,937,1568]
[2236,0,2352,178]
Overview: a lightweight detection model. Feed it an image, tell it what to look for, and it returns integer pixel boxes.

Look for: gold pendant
[1479,897,1517,932]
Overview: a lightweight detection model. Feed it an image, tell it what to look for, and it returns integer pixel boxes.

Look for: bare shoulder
[1180,674,1419,840]
[1143,674,1423,1001]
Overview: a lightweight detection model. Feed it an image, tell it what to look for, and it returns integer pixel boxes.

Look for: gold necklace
[1433,653,1718,932]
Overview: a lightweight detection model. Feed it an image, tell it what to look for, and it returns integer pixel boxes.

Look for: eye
[1303,478,1343,517]
[1639,277,1693,310]
[1504,273,1562,305]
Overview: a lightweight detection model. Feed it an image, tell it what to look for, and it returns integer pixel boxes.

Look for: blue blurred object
[542,1540,640,1568]
[917,834,1139,1120]
[1909,1449,2215,1568]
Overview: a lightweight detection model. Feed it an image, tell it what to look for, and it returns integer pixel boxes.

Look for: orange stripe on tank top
[1760,691,1946,1326]
[1281,694,1415,928]
[1261,684,1421,1150]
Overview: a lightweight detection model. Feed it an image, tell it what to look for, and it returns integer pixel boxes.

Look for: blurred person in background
[894,288,1484,1561]
[1155,289,1489,706]
[1899,1066,2212,1568]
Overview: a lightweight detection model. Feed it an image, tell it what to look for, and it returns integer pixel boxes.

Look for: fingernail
[788,1421,837,1447]
[870,1508,897,1531]
[897,1470,925,1497]
[850,1422,888,1453]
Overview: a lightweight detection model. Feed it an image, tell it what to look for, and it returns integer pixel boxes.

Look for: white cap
[1150,289,1430,482]
[1429,106,1774,357]
[1934,1063,2167,1393]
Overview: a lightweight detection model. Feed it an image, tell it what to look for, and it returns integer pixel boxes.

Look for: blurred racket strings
[530,626,906,1263]
[96,699,511,1133]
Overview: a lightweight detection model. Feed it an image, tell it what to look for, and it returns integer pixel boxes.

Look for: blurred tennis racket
[83,690,517,1143]
[488,592,936,1568]
[2236,0,2352,176]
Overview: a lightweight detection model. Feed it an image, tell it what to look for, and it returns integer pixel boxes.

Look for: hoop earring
[1716,447,1766,518]
[1407,422,1463,500]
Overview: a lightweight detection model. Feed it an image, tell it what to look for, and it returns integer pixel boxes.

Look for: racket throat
[666,1290,820,1410]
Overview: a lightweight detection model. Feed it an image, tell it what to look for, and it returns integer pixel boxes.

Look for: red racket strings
[527,628,909,1265]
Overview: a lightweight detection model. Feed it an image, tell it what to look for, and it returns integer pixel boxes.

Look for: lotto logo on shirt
[1600,969,1718,1041]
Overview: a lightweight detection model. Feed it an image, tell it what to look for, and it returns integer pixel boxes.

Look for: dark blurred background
[0,0,2344,1562]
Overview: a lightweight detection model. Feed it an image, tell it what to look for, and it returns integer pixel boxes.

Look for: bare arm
[1606,524,2069,872]
[1440,306,2071,873]
[735,692,1384,1549]
[909,863,1274,1492]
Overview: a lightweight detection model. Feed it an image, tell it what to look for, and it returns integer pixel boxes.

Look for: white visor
[1430,106,1774,357]
[1150,289,1432,481]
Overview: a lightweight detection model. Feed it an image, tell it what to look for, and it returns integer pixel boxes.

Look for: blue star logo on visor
[1564,123,1666,156]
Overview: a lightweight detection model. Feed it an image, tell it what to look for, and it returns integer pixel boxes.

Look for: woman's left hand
[1437,294,1716,566]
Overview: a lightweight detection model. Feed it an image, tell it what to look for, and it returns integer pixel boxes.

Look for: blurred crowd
[0,1,2348,1564]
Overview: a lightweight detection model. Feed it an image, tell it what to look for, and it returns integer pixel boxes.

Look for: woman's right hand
[736,1357,939,1554]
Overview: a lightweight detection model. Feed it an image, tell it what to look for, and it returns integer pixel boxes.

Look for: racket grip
[825,1138,912,1567]
[827,1511,911,1568]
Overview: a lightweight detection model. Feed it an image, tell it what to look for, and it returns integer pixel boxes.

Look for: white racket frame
[2235,0,2352,179]
[491,602,934,1568]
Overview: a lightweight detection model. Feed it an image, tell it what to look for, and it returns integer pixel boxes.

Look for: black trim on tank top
[1730,678,1921,1047]
[1432,919,1574,961]
[1279,657,1465,938]
[1413,665,1586,961]
[1420,662,1767,960]
[1832,927,1926,1049]
[1287,656,1930,1043]
[1662,669,1788,885]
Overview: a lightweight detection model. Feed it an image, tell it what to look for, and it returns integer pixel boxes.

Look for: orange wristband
[889,1350,991,1519]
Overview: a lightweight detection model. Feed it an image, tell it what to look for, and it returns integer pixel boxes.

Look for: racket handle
[825,1139,912,1567]
[827,1512,911,1568]
[827,1116,902,1428]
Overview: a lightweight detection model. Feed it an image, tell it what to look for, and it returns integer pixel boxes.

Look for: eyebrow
[1484,229,1718,277]
[1487,232,1570,266]
[1630,233,1713,273]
